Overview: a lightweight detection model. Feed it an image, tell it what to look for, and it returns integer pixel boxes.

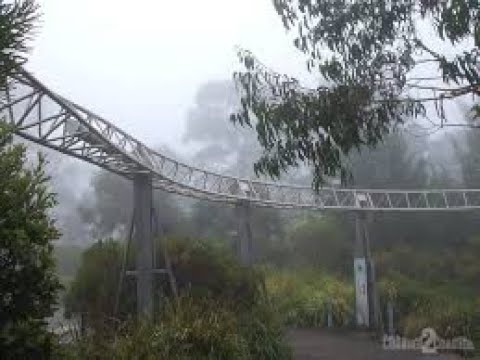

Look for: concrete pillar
[354,212,378,329]
[133,172,153,318]
[354,212,369,327]
[354,212,366,258]
[235,201,253,264]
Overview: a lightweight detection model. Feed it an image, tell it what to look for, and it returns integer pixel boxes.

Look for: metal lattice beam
[1,68,480,212]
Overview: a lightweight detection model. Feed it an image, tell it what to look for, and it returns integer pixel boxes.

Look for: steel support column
[133,172,154,318]
[235,201,254,264]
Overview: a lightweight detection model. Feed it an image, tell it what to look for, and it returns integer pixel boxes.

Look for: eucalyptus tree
[233,0,479,188]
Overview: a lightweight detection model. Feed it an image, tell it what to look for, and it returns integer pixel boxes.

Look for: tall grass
[60,237,293,359]
[264,267,354,327]
[378,274,480,355]
[60,294,292,360]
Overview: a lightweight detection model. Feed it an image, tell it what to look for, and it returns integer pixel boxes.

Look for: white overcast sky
[28,0,308,153]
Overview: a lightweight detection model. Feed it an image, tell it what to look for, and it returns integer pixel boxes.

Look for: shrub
[62,295,292,360]
[63,237,292,359]
[164,236,262,307]
[112,297,249,360]
[238,297,292,360]
[265,267,354,327]
[65,236,262,324]
[0,124,62,358]
[401,298,473,339]
[64,239,135,330]
[379,274,478,352]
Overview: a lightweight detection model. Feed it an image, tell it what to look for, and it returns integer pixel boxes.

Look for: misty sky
[21,0,318,243]
[26,1,472,159]
[27,0,310,154]
[20,1,475,244]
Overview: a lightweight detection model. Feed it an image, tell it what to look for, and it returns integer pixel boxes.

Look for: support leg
[354,212,378,329]
[235,201,253,265]
[114,209,135,317]
[151,207,178,299]
[133,172,153,318]
[354,212,369,327]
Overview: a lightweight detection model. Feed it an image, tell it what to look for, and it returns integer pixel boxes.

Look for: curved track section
[2,68,480,211]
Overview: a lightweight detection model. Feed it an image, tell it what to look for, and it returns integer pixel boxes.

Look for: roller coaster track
[2,68,480,212]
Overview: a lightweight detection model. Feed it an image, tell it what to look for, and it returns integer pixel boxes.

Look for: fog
[28,0,311,151]
[14,0,308,244]
[16,0,475,245]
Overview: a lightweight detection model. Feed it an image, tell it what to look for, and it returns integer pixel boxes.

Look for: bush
[237,297,292,360]
[401,298,473,339]
[164,236,262,306]
[379,274,478,353]
[0,124,62,359]
[64,239,135,329]
[62,294,292,360]
[65,237,262,323]
[63,237,292,359]
[265,267,354,327]
[101,296,248,360]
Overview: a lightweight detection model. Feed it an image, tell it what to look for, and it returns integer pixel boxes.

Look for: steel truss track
[1,68,480,212]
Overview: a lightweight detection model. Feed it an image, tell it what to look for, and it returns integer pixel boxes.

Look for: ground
[288,329,464,360]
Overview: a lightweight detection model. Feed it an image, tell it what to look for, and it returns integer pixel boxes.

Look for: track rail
[2,68,480,211]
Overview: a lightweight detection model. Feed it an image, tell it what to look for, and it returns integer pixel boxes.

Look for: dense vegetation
[61,237,292,360]
[265,267,353,328]
[59,233,480,355]
[0,123,61,359]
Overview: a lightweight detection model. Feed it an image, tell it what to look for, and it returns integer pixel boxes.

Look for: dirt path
[288,328,463,360]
